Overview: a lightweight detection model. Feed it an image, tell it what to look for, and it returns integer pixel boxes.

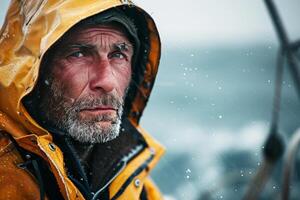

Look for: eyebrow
[112,42,133,52]
[60,42,133,53]
[67,43,96,50]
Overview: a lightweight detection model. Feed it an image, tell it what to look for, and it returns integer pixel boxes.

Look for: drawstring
[17,158,45,200]
[8,134,45,200]
[31,159,46,200]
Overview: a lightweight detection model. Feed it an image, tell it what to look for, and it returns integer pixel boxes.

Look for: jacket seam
[0,141,14,157]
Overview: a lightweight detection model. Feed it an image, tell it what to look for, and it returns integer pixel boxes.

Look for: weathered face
[40,24,133,143]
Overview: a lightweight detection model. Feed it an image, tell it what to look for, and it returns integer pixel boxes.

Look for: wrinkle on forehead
[62,26,133,51]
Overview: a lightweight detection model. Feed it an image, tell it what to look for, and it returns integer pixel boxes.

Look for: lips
[81,106,116,112]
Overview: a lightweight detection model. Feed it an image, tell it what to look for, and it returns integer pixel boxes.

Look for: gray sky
[1,0,299,45]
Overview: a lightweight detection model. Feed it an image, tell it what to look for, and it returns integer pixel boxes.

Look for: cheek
[115,66,132,94]
[52,62,90,98]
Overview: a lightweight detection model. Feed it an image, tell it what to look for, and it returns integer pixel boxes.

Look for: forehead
[61,24,131,44]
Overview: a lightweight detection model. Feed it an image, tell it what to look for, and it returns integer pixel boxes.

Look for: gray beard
[40,79,125,144]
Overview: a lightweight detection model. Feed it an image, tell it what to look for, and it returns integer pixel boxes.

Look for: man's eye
[68,51,84,58]
[109,52,126,60]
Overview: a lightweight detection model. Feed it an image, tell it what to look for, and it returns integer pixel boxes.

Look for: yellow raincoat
[0,0,164,199]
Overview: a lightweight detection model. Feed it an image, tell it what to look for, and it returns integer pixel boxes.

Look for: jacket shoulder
[0,131,41,200]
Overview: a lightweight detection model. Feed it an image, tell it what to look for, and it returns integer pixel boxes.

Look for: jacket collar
[14,118,165,200]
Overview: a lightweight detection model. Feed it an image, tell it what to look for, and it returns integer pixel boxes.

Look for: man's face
[40,24,133,143]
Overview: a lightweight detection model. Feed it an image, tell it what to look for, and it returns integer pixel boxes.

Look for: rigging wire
[243,0,300,199]
[242,49,285,200]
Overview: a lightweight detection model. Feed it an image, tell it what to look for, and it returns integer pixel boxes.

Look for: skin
[49,25,133,129]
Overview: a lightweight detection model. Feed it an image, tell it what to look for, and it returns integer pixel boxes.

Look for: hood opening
[22,5,151,131]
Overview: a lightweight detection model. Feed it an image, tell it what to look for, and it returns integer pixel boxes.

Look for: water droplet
[218,115,223,119]
[44,80,50,85]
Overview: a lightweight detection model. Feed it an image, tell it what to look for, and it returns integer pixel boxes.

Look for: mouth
[80,106,117,115]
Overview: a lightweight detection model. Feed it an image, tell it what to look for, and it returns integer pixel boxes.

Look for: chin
[95,120,113,128]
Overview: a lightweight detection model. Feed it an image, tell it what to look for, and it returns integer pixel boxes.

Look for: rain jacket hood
[0,0,164,199]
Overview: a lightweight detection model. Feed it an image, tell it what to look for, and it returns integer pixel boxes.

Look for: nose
[89,58,116,93]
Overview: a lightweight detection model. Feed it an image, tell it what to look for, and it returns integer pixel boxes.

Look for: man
[0,0,164,200]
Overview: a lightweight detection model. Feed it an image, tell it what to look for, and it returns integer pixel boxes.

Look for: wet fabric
[0,0,164,199]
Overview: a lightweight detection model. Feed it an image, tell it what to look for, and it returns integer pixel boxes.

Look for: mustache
[72,92,124,112]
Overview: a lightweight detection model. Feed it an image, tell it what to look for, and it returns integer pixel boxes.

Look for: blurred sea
[140,44,300,200]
